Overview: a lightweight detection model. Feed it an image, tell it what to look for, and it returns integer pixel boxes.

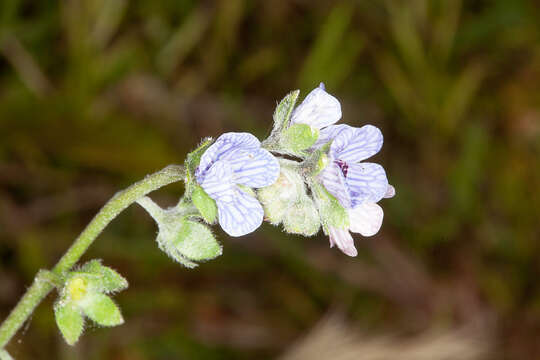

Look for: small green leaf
[173,220,222,261]
[191,185,218,224]
[280,123,319,152]
[273,90,300,132]
[313,183,349,229]
[81,293,124,327]
[54,302,84,345]
[80,260,128,294]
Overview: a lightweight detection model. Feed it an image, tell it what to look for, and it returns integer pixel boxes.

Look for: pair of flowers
[195,84,394,256]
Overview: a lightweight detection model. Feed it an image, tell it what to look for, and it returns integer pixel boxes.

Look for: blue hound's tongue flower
[317,125,395,256]
[317,124,390,208]
[290,83,395,257]
[195,132,280,237]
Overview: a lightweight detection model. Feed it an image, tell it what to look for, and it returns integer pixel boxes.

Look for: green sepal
[79,259,128,294]
[172,220,222,261]
[273,90,300,132]
[185,137,214,188]
[54,301,84,345]
[80,293,124,327]
[191,185,218,224]
[313,183,349,229]
[280,123,319,153]
[156,211,222,268]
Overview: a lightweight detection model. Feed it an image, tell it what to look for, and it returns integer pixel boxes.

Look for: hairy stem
[0,165,185,348]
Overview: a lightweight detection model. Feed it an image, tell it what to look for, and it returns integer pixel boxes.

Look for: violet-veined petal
[226,148,280,188]
[312,124,351,149]
[198,160,235,201]
[320,162,351,208]
[291,84,341,129]
[197,132,261,178]
[349,203,384,236]
[328,226,358,257]
[384,184,396,198]
[346,162,389,206]
[331,125,383,162]
[216,189,264,237]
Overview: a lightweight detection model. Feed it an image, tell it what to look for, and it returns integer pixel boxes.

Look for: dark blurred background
[1,0,539,359]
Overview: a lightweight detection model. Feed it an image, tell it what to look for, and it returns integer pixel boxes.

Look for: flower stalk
[0,165,185,349]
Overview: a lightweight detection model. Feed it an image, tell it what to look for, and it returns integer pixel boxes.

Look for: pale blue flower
[319,126,395,256]
[195,132,280,237]
[291,84,395,256]
[317,124,391,208]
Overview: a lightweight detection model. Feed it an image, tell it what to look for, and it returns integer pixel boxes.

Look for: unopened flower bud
[137,196,222,268]
[258,165,305,225]
[282,197,320,236]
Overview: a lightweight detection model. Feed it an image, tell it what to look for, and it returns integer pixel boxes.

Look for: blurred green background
[1,0,539,359]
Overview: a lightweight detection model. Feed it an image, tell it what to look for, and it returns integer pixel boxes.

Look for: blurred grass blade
[91,0,128,49]
[157,7,209,76]
[376,52,420,125]
[440,61,486,133]
[0,34,52,97]
[299,2,363,90]
[386,1,427,74]
[432,0,462,64]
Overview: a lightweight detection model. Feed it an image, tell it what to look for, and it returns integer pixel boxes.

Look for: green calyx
[258,164,321,236]
[184,137,214,190]
[152,203,222,268]
[54,260,128,345]
[273,90,300,133]
[280,123,319,154]
[191,185,218,224]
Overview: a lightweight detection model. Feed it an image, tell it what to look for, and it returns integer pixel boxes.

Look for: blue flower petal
[331,125,383,162]
[216,188,264,237]
[346,162,389,206]
[291,85,342,129]
[197,132,261,180]
[312,124,351,149]
[198,160,235,201]
[226,148,280,188]
[319,162,351,208]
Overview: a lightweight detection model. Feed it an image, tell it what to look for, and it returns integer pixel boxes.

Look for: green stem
[0,348,14,360]
[0,165,185,348]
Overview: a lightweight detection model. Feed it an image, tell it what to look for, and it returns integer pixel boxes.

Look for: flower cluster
[42,83,396,348]
[179,82,394,258]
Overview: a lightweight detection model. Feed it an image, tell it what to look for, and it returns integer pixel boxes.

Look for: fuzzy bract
[195,132,280,237]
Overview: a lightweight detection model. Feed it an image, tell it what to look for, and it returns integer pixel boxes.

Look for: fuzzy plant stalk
[0,165,185,349]
[0,83,394,356]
